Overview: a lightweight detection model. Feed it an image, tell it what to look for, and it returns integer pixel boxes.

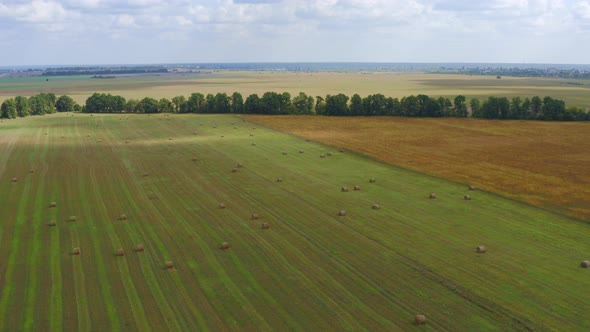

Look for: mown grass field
[0,113,589,331]
[247,115,590,222]
[1,72,590,108]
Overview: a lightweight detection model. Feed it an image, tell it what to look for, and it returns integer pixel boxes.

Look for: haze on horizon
[0,0,589,66]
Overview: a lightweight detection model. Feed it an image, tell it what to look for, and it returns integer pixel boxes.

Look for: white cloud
[0,0,588,65]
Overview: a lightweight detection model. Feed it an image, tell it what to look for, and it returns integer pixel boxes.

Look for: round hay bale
[191,158,198,161]
[327,152,333,156]
[369,178,376,183]
[429,193,437,199]
[250,133,254,136]
[282,151,288,155]
[218,203,226,209]
[11,177,17,183]
[338,210,346,216]
[464,195,472,200]
[117,214,128,221]
[134,244,145,252]
[476,245,487,253]
[354,185,361,191]
[165,261,174,269]
[220,135,224,138]
[251,213,260,220]
[231,168,238,173]
[87,134,91,137]
[261,222,270,229]
[341,187,349,192]
[251,142,256,146]
[48,220,57,226]
[96,140,102,143]
[320,154,325,158]
[339,149,345,153]
[306,139,310,142]
[276,177,283,182]
[115,248,125,256]
[581,260,590,268]
[68,216,77,222]
[193,131,198,134]
[142,173,149,177]
[299,150,304,153]
[234,126,238,129]
[125,140,130,143]
[237,163,243,168]
[168,137,172,140]
[49,202,57,208]
[469,185,476,191]
[415,315,427,325]
[72,247,81,255]
[29,169,34,173]
[372,204,381,210]
[220,242,230,250]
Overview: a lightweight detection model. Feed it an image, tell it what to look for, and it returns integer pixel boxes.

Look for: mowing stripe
[87,166,151,332]
[48,183,63,332]
[0,165,32,327]
[21,168,45,330]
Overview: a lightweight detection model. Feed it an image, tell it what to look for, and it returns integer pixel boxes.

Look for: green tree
[1,98,17,119]
[125,99,139,113]
[292,92,314,115]
[187,93,204,113]
[158,98,173,113]
[530,96,542,119]
[470,98,481,118]
[231,92,244,114]
[55,95,76,112]
[454,95,467,117]
[324,94,349,116]
[14,96,30,117]
[84,93,126,113]
[481,96,510,119]
[280,92,293,115]
[314,96,326,115]
[206,93,230,113]
[437,97,453,116]
[244,94,261,114]
[401,95,419,116]
[29,93,56,115]
[134,97,160,113]
[521,97,531,119]
[171,96,187,113]
[261,92,282,114]
[510,96,523,119]
[542,96,566,120]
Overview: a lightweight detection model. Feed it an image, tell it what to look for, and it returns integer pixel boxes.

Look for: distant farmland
[1,72,590,108]
[0,113,589,331]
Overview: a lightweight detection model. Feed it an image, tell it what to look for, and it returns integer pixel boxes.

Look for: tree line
[2,91,589,121]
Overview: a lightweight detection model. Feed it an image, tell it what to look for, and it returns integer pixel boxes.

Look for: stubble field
[0,113,589,331]
[247,115,590,221]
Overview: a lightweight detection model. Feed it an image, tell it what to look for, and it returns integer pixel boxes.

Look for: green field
[1,72,590,108]
[1,113,589,331]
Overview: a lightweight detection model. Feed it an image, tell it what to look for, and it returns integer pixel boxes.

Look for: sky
[0,0,589,66]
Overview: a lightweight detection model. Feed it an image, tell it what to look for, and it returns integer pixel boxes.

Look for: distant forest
[1,91,589,121]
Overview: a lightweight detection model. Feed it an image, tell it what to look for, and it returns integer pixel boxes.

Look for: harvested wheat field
[246,115,590,221]
[0,113,589,331]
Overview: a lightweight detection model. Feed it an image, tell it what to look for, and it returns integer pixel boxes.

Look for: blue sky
[0,0,589,65]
